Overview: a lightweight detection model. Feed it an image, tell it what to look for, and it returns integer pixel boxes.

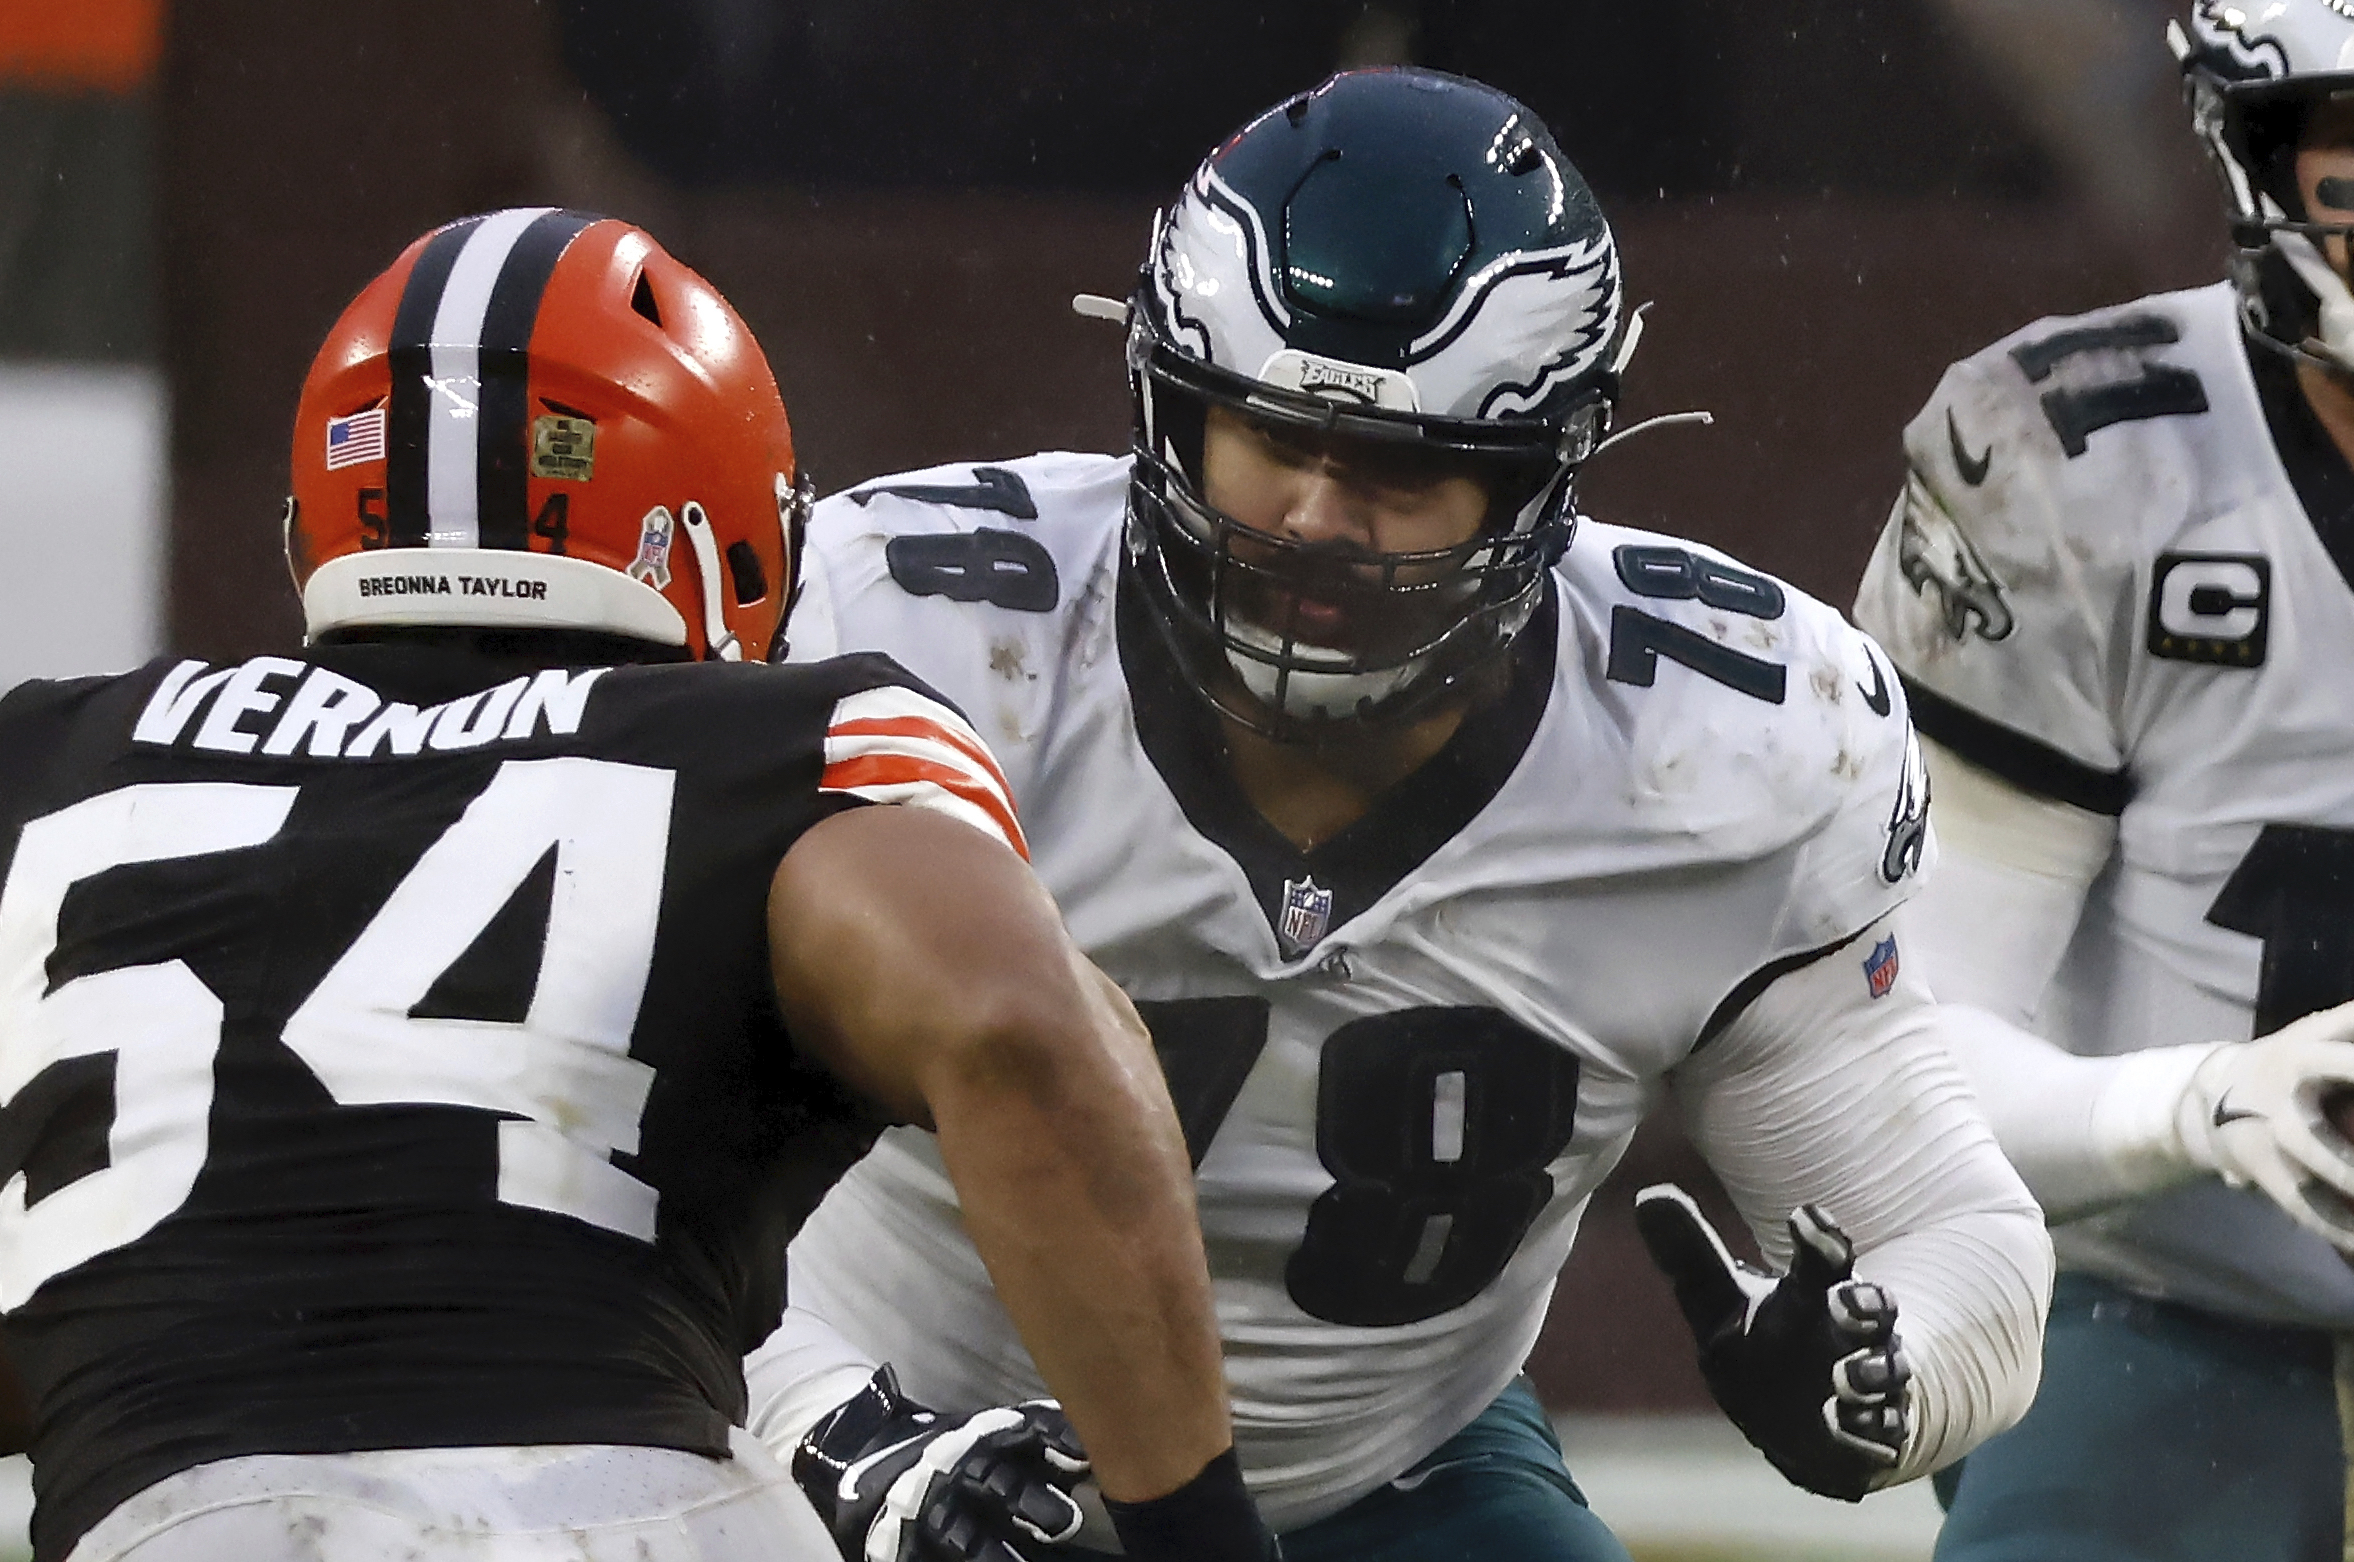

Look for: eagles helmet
[2173,0,2354,373]
[1123,68,1629,737]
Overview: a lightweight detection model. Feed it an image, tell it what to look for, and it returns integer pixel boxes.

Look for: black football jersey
[0,639,1017,1561]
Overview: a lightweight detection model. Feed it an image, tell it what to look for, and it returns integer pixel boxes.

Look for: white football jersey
[784,452,1925,1526]
[1856,280,2354,1328]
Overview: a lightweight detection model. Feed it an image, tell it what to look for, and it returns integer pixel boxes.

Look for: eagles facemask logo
[1893,470,2015,642]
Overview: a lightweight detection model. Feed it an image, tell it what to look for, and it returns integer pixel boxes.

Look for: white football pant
[64,1430,835,1562]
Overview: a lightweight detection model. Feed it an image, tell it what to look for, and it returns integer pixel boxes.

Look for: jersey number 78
[1137,997,1581,1328]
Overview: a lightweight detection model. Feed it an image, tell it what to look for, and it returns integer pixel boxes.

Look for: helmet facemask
[1116,68,1626,743]
[1127,318,1597,740]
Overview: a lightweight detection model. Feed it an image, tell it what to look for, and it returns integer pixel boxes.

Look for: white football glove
[2178,1000,2354,1252]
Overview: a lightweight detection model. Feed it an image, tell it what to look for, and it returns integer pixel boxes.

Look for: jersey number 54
[0,760,670,1308]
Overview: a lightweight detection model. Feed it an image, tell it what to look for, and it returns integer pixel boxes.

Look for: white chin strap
[1224,618,1422,722]
[2275,228,2354,373]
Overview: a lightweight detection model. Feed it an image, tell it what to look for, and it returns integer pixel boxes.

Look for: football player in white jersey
[1852,5,2354,1557]
[752,70,2053,1562]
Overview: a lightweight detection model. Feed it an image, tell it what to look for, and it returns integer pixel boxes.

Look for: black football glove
[1633,1183,1910,1502]
[792,1365,1089,1562]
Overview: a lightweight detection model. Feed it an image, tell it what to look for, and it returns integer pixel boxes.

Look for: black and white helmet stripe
[384,207,597,550]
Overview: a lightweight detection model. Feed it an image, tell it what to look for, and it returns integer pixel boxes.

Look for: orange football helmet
[287,207,809,662]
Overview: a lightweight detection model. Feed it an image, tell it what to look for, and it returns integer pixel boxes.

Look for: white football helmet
[2175,0,2354,371]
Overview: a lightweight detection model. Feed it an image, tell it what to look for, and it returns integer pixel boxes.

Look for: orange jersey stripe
[826,714,1014,798]
[820,753,1028,859]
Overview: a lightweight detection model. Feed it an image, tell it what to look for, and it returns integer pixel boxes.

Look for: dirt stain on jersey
[1809,664,1843,705]
[1831,747,1864,780]
[1069,558,1116,671]
[988,639,1031,682]
[285,1511,330,1561]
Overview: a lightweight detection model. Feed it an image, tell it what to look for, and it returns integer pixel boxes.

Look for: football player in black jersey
[0,211,1272,1562]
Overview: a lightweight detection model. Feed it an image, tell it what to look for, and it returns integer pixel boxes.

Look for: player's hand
[2181,1001,2354,1253]
[792,1365,1088,1562]
[1633,1183,1909,1501]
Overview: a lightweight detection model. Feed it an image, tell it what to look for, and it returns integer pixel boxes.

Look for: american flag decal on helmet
[820,686,1027,859]
[324,408,386,470]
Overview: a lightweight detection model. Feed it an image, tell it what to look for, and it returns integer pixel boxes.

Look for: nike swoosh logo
[1857,647,1891,717]
[1948,408,1991,487]
[838,1431,930,1503]
[2213,1096,2262,1129]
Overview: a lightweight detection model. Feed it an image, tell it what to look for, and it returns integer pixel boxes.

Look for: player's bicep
[1903,738,2114,1022]
[767,803,1067,1124]
[771,677,1044,1117]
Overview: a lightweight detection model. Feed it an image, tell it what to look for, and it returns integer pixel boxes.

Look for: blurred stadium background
[0,1,2222,1557]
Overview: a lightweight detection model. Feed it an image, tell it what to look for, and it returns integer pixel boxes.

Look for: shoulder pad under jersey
[1558,521,1929,952]
[1855,284,2240,783]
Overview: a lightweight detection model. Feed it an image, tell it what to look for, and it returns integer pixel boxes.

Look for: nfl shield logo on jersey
[1277,876,1334,957]
[1863,936,1901,999]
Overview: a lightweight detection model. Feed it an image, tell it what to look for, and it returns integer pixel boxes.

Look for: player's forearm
[769,806,1237,1503]
[1845,1203,2051,1479]
[1894,743,2210,1217]
[1682,930,2054,1481]
[921,957,1232,1504]
[742,1306,884,1462]
[1934,1003,2219,1220]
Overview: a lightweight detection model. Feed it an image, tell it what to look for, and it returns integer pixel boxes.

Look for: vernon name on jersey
[131,656,605,760]
[772,451,1928,1528]
[1856,280,2354,1328]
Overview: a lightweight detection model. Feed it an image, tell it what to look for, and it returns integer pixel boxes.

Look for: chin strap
[2272,226,2354,377]
[1590,409,1715,462]
[678,500,743,661]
